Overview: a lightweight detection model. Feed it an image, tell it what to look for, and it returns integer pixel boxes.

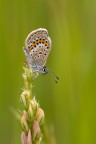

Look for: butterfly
[24,28,59,83]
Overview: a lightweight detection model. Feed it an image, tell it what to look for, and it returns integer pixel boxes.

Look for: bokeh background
[0,0,96,144]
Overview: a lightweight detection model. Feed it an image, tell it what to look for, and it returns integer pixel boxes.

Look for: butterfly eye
[42,66,48,74]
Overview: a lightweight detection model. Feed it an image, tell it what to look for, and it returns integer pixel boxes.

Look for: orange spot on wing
[45,42,48,46]
[36,41,39,44]
[28,46,33,51]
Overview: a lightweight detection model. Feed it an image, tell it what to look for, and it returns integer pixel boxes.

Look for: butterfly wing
[25,28,51,69]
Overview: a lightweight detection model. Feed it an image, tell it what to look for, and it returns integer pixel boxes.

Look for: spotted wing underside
[25,28,51,68]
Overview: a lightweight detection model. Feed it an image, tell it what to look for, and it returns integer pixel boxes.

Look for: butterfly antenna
[48,69,59,83]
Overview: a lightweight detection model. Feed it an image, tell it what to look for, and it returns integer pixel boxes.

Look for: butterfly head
[42,66,48,75]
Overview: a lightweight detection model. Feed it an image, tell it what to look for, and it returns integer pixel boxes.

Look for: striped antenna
[42,67,59,83]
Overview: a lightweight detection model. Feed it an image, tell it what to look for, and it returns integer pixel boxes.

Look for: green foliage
[0,0,96,144]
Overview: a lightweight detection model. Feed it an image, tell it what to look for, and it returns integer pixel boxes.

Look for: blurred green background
[0,0,96,144]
